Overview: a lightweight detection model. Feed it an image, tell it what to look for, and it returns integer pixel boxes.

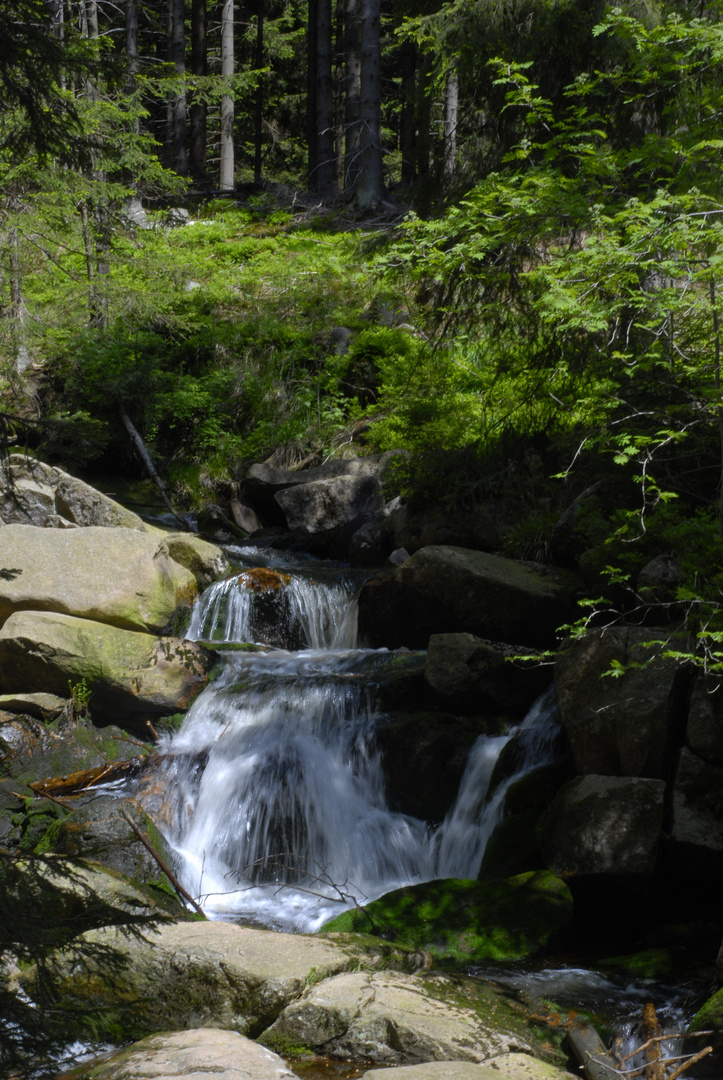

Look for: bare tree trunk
[334,0,344,188]
[399,38,416,185]
[219,0,235,191]
[254,0,264,185]
[126,0,140,133]
[168,0,188,174]
[315,0,335,193]
[344,0,361,191]
[8,226,29,373]
[190,0,207,182]
[356,0,382,208]
[443,68,458,185]
[307,0,319,186]
[85,0,98,40]
[119,407,190,530]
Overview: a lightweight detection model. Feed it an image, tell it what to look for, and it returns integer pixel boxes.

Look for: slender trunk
[126,0,140,134]
[334,0,344,188]
[443,68,458,185]
[85,0,98,40]
[315,0,335,193]
[219,0,235,191]
[399,38,416,185]
[92,201,110,330]
[356,0,382,208]
[415,50,433,213]
[254,0,264,185]
[711,277,723,536]
[344,0,361,191]
[8,227,28,373]
[190,0,208,182]
[169,0,188,174]
[307,0,319,187]
[119,406,190,530]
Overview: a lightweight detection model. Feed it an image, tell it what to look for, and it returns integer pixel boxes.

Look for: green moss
[690,986,723,1032]
[600,948,673,979]
[258,1030,315,1057]
[319,873,573,966]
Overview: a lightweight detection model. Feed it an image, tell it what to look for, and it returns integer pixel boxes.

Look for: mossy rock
[319,873,573,965]
[599,948,673,979]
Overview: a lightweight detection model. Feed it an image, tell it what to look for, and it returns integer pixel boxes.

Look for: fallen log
[29,758,141,799]
[567,1023,620,1080]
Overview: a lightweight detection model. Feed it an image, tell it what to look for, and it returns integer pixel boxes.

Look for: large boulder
[539,775,666,876]
[363,1057,574,1080]
[685,672,723,768]
[20,920,424,1042]
[0,524,205,633]
[319,874,573,965]
[388,504,502,556]
[555,628,693,779]
[424,634,549,717]
[0,455,146,530]
[74,1029,299,1080]
[244,454,395,514]
[667,747,723,879]
[0,610,214,723]
[260,970,542,1065]
[358,547,582,650]
[275,474,384,534]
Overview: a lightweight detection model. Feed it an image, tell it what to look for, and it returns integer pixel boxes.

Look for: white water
[162,551,561,931]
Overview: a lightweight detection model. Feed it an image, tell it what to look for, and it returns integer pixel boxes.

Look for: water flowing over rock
[357,546,582,650]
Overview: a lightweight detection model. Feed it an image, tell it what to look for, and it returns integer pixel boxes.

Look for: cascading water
[160,546,562,932]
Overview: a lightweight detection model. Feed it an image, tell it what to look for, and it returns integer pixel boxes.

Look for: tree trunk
[126,0,140,133]
[315,0,335,193]
[254,0,264,185]
[334,0,344,188]
[307,0,319,186]
[399,38,416,185]
[8,226,28,374]
[219,0,235,191]
[85,0,98,41]
[169,0,188,175]
[190,0,207,182]
[443,68,458,185]
[356,0,382,208]
[344,0,361,191]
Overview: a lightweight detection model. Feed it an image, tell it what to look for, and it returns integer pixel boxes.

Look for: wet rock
[363,1055,573,1080]
[319,873,573,964]
[0,611,214,724]
[686,672,723,768]
[0,524,200,633]
[260,969,541,1065]
[424,634,550,717]
[349,514,394,566]
[358,547,582,650]
[0,692,65,720]
[555,628,693,779]
[0,455,146,530]
[197,502,249,540]
[41,795,182,908]
[275,474,384,534]
[20,921,424,1042]
[377,710,498,823]
[539,775,666,876]
[668,747,723,877]
[76,1028,300,1080]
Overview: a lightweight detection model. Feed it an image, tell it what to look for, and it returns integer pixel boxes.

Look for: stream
[146,543,708,1068]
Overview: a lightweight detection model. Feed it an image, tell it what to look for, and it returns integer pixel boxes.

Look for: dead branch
[121,807,204,915]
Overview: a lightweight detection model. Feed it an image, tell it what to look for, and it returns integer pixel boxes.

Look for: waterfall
[160,553,562,932]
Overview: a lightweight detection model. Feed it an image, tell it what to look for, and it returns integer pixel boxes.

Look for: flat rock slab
[261,970,537,1065]
[78,1028,299,1080]
[363,1053,574,1080]
[24,921,422,1042]
[0,525,197,633]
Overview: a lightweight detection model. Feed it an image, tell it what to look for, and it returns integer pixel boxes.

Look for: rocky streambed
[0,453,722,1080]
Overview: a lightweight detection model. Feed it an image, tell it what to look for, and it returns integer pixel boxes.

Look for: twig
[666,1046,713,1080]
[121,808,204,915]
[27,785,76,811]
